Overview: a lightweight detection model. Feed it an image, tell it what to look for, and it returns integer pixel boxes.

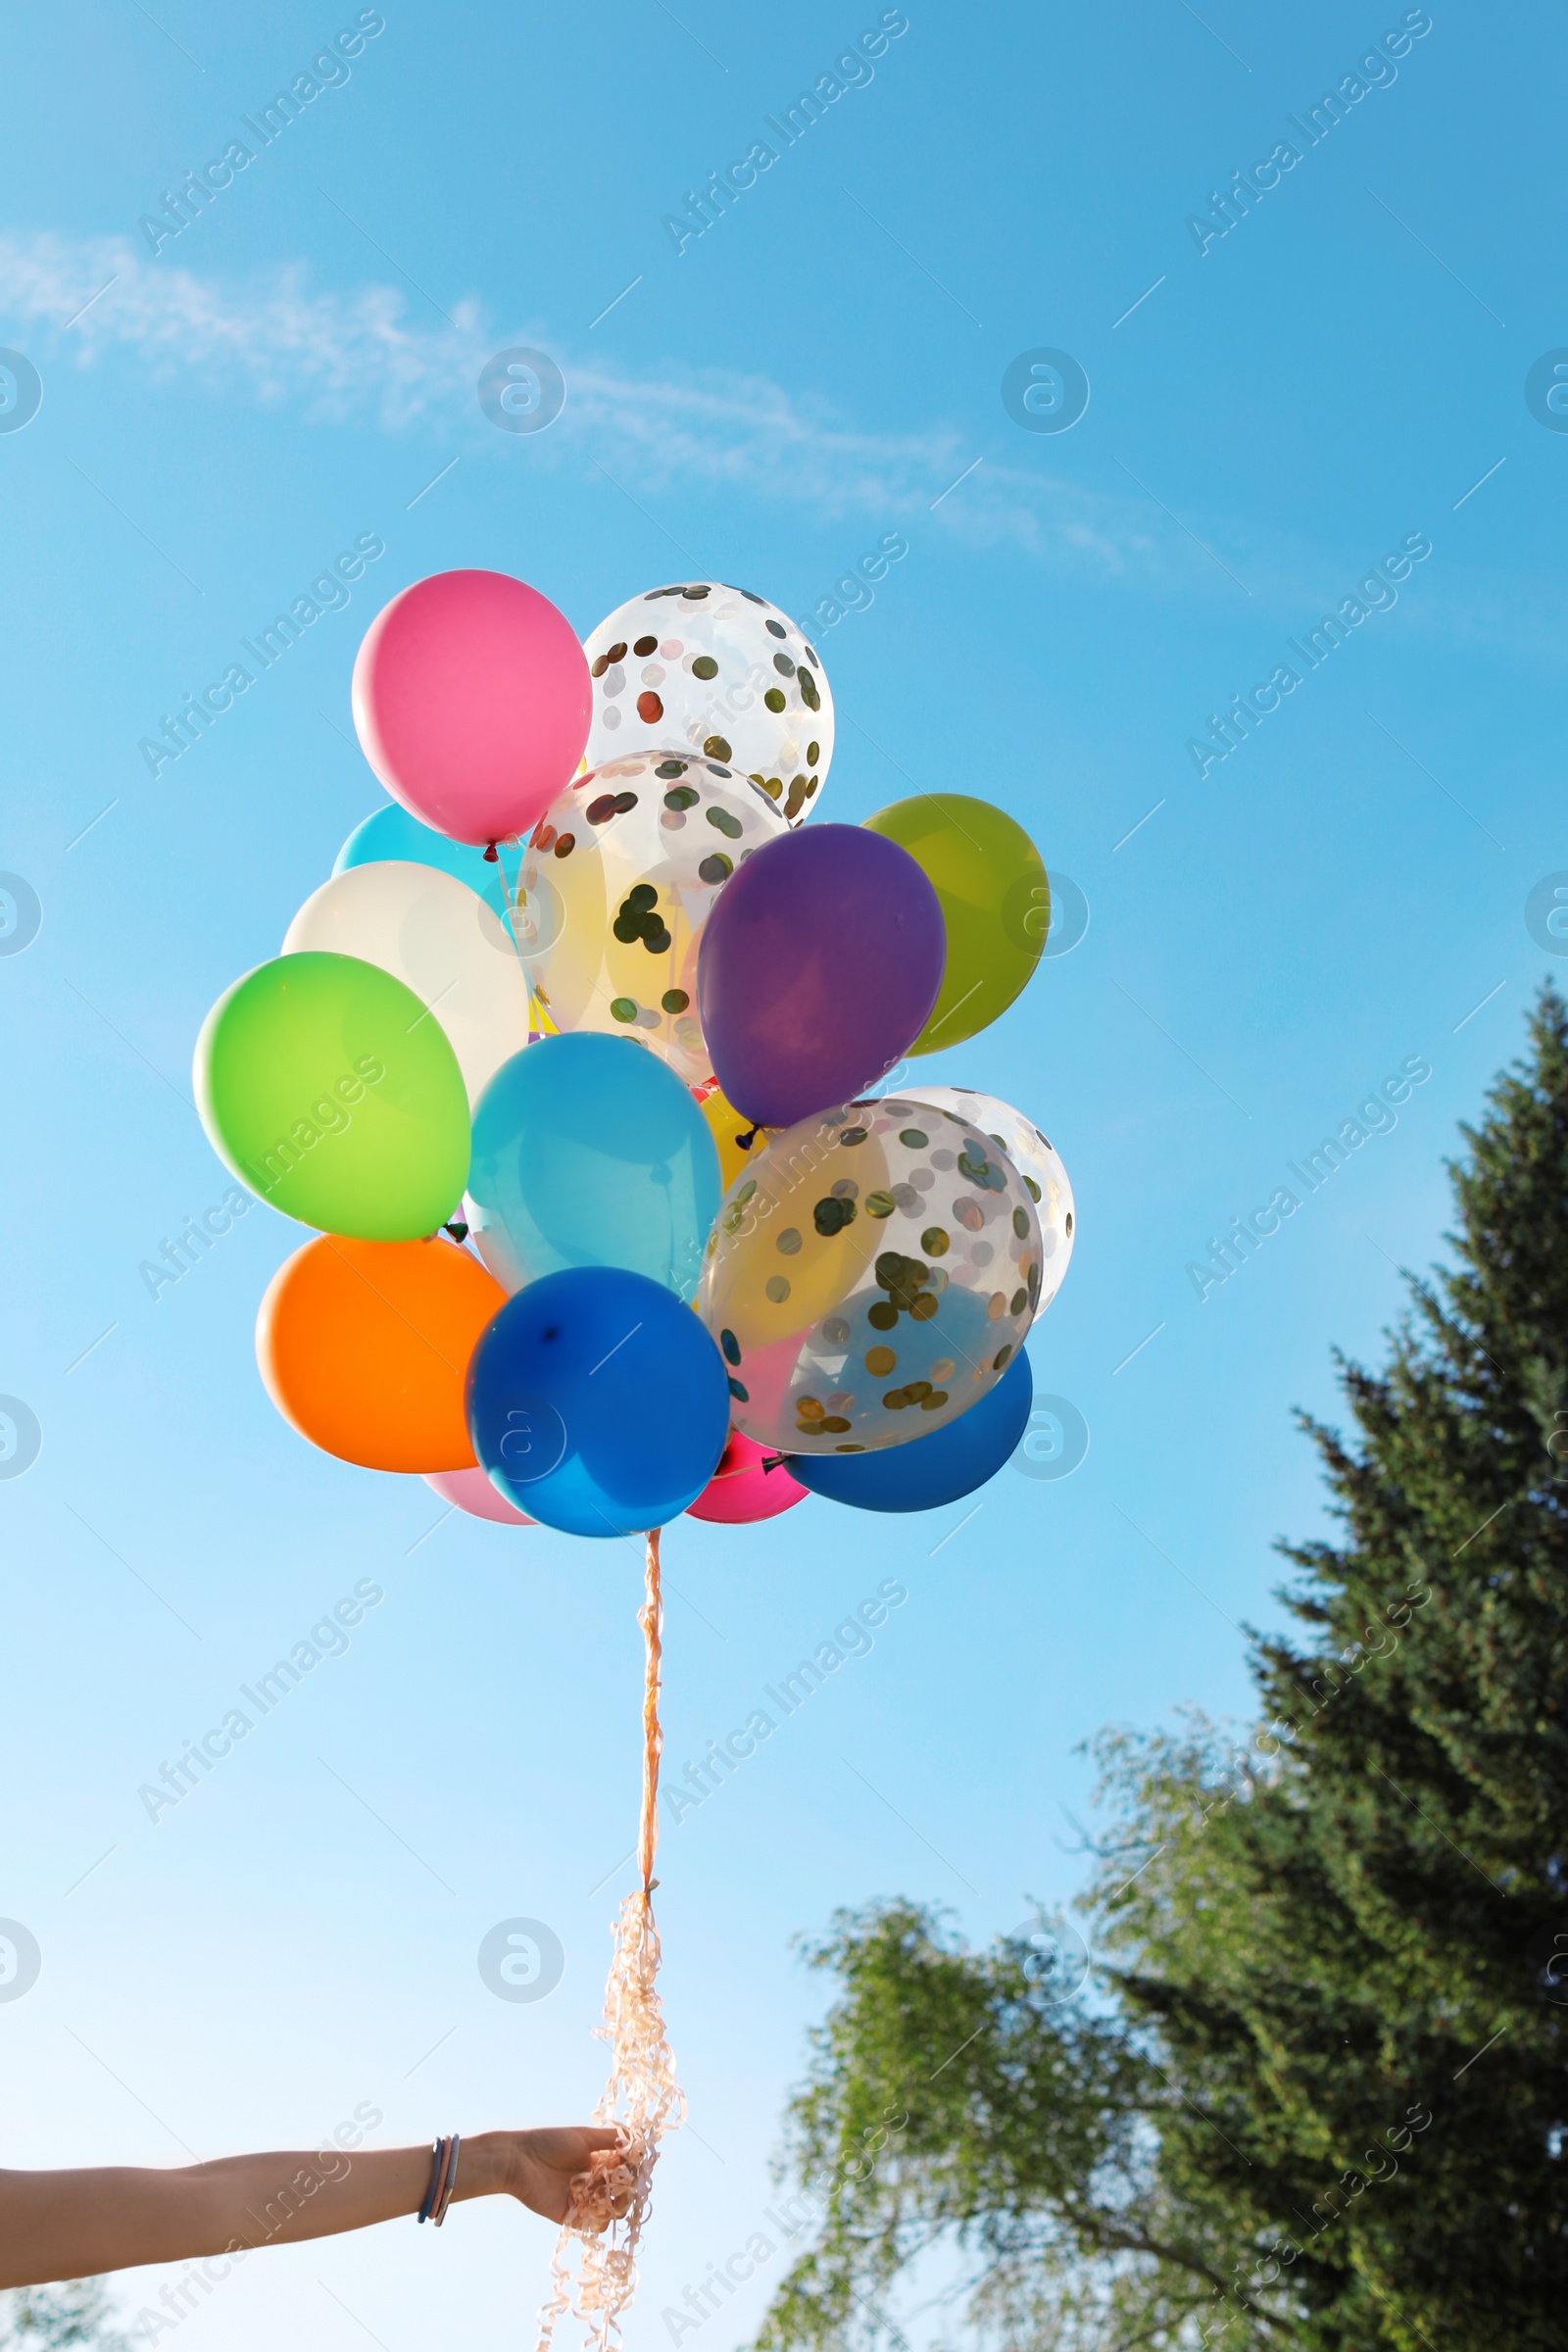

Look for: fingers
[511,2127,641,2228]
[527,2126,625,2167]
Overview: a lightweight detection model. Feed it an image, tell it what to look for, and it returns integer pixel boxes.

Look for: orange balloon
[256,1235,507,1471]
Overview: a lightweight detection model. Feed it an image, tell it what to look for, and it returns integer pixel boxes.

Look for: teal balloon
[335,804,519,926]
[467,1033,721,1300]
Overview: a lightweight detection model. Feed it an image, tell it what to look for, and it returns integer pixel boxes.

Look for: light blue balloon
[335,804,520,926]
[467,1033,721,1300]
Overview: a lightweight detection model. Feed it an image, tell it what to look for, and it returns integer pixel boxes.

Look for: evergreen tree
[756,986,1568,2352]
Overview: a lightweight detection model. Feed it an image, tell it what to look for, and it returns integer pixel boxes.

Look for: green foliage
[0,2279,126,2348]
[757,987,1568,2352]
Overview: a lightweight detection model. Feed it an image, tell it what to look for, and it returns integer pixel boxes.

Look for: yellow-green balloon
[194,952,470,1239]
[863,796,1048,1053]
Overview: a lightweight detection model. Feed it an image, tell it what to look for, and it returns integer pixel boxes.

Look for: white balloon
[910,1087,1075,1312]
[582,580,834,823]
[282,860,531,1107]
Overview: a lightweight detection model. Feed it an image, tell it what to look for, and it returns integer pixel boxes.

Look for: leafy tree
[0,2280,126,2349]
[756,986,1568,2352]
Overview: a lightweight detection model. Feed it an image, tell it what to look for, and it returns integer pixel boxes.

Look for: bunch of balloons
[194,568,1076,1538]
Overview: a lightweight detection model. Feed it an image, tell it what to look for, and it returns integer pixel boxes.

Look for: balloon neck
[483,841,499,862]
[736,1125,759,1152]
[760,1453,787,1476]
[443,1220,469,1244]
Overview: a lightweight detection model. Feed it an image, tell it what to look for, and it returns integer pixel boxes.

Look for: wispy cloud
[0,230,1171,582]
[4,232,1563,662]
[1,232,484,422]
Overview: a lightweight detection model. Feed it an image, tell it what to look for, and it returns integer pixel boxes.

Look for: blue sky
[2,2,1564,2344]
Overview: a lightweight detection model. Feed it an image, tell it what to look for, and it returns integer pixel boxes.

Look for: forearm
[0,2134,513,2289]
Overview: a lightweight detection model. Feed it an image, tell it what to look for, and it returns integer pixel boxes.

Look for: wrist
[451,2132,517,2204]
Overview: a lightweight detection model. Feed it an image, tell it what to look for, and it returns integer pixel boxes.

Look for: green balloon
[194,953,471,1239]
[863,795,1049,1054]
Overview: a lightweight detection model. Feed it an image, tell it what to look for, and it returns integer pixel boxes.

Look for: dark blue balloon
[787,1351,1033,1513]
[466,1266,730,1538]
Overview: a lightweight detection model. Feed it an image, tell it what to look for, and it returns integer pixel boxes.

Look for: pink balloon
[423,1466,534,1527]
[353,570,592,848]
[686,1431,808,1525]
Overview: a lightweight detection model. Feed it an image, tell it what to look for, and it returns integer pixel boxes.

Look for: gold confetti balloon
[512,749,789,1087]
[697,1097,1044,1458]
[909,1086,1075,1314]
[581,581,834,824]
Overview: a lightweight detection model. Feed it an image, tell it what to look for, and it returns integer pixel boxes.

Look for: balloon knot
[483,841,499,862]
[736,1126,759,1152]
[443,1220,469,1244]
[760,1453,787,1475]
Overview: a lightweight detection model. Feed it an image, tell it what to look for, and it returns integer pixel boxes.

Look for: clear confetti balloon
[911,1086,1075,1313]
[582,581,834,824]
[697,1096,1044,1461]
[512,749,790,1086]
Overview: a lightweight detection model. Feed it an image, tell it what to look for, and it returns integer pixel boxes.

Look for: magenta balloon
[696,824,946,1128]
[685,1430,808,1525]
[352,570,591,847]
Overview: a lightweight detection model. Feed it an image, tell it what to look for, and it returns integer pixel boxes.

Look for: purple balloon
[697,823,946,1128]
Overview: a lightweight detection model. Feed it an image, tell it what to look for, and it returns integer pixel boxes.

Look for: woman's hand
[501,2129,630,2226]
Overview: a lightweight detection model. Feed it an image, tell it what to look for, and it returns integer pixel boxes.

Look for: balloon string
[486,830,544,1033]
[532,1533,682,2352]
[492,834,525,957]
[637,1529,663,1897]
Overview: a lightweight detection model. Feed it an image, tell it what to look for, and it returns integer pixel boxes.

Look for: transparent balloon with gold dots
[697,1097,1044,1465]
[911,1086,1074,1313]
[582,581,834,824]
[513,748,790,1087]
